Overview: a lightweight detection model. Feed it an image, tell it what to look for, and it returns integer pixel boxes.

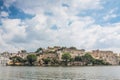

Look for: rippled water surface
[0,66,120,80]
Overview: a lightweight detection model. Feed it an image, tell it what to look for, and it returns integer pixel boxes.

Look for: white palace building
[0,56,10,65]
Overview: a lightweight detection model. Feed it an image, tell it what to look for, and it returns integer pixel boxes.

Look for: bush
[10,56,24,63]
[75,56,82,61]
[62,52,71,66]
[27,54,37,65]
[42,58,51,65]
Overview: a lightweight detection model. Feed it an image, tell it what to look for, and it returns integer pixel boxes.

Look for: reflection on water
[0,66,120,80]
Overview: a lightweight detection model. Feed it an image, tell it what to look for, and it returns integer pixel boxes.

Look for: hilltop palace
[0,46,120,66]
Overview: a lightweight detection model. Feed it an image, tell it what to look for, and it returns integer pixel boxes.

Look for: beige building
[90,50,119,65]
[57,48,85,61]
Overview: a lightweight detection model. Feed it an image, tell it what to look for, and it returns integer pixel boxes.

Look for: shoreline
[3,65,120,68]
[6,64,119,67]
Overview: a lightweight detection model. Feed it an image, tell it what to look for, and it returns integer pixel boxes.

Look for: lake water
[0,66,120,80]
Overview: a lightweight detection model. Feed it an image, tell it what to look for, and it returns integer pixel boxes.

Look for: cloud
[71,0,102,10]
[3,0,16,8]
[0,18,26,52]
[9,0,103,15]
[0,11,9,17]
[0,0,120,53]
[103,8,118,21]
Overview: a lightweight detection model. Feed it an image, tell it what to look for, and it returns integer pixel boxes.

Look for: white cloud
[10,0,103,15]
[0,11,9,17]
[0,19,27,52]
[4,0,16,8]
[71,0,102,10]
[0,0,120,53]
[103,14,117,21]
[1,19,26,40]
[103,8,118,21]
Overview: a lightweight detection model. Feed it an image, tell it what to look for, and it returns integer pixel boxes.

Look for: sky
[0,0,120,53]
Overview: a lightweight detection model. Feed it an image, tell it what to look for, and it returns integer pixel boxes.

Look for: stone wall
[57,48,85,60]
[90,50,119,65]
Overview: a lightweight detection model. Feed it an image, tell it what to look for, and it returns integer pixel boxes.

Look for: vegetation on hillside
[8,47,111,66]
[74,53,109,65]
[62,52,71,66]
[27,54,37,65]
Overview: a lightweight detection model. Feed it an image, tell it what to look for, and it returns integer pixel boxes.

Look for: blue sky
[0,0,120,53]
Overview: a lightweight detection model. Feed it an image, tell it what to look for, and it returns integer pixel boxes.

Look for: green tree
[42,58,51,65]
[69,47,77,50]
[9,56,25,65]
[82,53,95,65]
[51,58,59,65]
[27,54,37,65]
[62,52,71,66]
[75,56,82,61]
[9,56,17,65]
[35,47,43,53]
[93,59,110,65]
[16,56,24,62]
[21,50,27,53]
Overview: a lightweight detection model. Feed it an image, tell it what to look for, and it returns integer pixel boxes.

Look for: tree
[16,56,25,63]
[82,53,95,65]
[69,47,77,50]
[9,56,17,65]
[27,54,37,65]
[75,56,82,61]
[51,58,59,65]
[35,47,43,53]
[21,50,27,53]
[42,58,51,65]
[9,56,25,65]
[93,59,110,65]
[62,52,71,66]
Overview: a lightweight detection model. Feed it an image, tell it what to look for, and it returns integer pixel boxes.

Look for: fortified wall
[90,50,119,65]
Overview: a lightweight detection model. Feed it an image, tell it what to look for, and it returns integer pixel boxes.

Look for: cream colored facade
[90,50,119,65]
[57,48,85,61]
[1,47,120,65]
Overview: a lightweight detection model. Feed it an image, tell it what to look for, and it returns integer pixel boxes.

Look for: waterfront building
[90,50,119,65]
